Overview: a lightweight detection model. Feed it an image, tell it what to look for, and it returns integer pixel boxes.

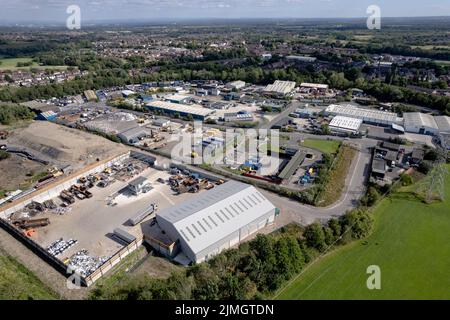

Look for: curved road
[259,144,372,226]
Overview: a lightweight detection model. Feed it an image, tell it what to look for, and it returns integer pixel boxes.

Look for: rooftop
[264,80,296,95]
[300,82,328,89]
[147,100,213,117]
[404,112,439,130]
[157,181,276,255]
[434,115,450,133]
[326,104,399,123]
[128,176,148,187]
[329,116,363,131]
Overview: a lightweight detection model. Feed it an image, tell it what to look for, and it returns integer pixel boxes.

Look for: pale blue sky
[1,0,449,24]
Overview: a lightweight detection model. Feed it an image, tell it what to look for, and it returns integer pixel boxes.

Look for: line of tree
[1,56,449,114]
[0,104,35,125]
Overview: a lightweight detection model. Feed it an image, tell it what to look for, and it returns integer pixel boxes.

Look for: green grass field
[0,58,67,71]
[0,251,57,300]
[301,139,341,155]
[276,165,450,300]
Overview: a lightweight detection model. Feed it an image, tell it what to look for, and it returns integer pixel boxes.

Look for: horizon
[1,0,450,26]
[1,15,450,28]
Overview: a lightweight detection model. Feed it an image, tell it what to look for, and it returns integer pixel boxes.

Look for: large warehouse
[325,104,401,126]
[434,115,450,134]
[329,116,363,135]
[403,112,440,135]
[146,100,213,121]
[154,181,278,264]
[264,80,296,96]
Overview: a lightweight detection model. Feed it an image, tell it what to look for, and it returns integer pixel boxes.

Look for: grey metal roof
[157,181,276,255]
[279,150,306,180]
[372,159,386,174]
[434,116,450,133]
[128,176,148,187]
[118,126,148,140]
[404,112,438,130]
[326,104,399,123]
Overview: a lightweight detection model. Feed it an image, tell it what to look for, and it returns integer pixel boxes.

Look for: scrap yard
[0,147,219,285]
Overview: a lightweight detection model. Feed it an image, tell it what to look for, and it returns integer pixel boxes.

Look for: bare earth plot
[7,121,128,171]
[132,255,182,279]
[0,154,48,191]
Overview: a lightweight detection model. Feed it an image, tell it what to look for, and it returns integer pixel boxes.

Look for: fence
[0,152,131,218]
[0,216,144,287]
[0,217,68,275]
[83,237,143,286]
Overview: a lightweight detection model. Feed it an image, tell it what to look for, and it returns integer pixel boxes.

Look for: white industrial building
[300,83,329,90]
[325,104,401,126]
[403,112,439,135]
[164,94,191,104]
[287,56,317,63]
[434,116,450,134]
[329,116,363,135]
[146,100,214,121]
[154,181,278,264]
[264,80,296,96]
[224,112,254,122]
[227,80,246,90]
[127,176,151,196]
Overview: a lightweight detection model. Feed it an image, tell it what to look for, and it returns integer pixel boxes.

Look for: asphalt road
[258,101,302,130]
[259,143,372,226]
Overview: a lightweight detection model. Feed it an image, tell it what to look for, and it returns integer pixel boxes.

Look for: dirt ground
[132,254,182,279]
[6,121,128,171]
[0,154,48,192]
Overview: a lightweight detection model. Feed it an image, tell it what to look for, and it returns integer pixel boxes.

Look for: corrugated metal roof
[157,181,276,255]
[118,126,148,140]
[326,104,399,123]
[434,116,450,133]
[264,80,296,94]
[147,100,213,117]
[279,150,306,180]
[404,112,438,130]
[329,116,363,131]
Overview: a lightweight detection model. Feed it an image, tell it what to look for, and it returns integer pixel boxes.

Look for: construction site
[0,148,220,286]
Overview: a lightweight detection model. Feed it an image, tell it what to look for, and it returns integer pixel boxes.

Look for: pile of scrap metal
[60,190,75,204]
[78,174,99,188]
[43,200,57,210]
[60,185,93,204]
[69,185,93,200]
[12,217,50,229]
[24,201,47,216]
[169,175,214,194]
[52,206,72,215]
[47,238,78,257]
[67,250,109,277]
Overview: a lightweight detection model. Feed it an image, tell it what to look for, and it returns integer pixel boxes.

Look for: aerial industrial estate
[0,1,449,306]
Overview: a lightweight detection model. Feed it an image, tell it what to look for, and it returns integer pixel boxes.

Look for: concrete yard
[32,166,206,261]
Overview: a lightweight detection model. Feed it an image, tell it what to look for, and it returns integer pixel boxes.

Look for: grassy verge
[315,145,357,207]
[0,250,57,300]
[301,139,341,155]
[88,246,146,299]
[276,165,450,299]
[0,58,67,71]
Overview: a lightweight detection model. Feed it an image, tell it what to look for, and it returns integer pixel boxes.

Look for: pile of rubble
[47,238,78,256]
[52,206,72,215]
[67,250,109,277]
[24,201,46,217]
